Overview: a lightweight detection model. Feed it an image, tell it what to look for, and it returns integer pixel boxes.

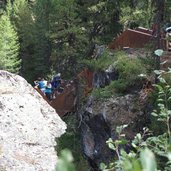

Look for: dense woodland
[2,0,171,171]
[0,0,170,82]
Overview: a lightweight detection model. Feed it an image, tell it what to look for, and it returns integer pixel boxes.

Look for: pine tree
[11,0,35,81]
[49,0,89,77]
[76,0,122,44]
[0,14,20,73]
[32,0,51,80]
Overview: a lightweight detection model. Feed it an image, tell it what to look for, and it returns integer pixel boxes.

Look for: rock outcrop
[92,70,119,88]
[0,70,66,171]
[88,94,150,139]
[81,94,151,170]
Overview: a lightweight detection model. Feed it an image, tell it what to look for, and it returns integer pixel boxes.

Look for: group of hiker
[34,73,63,101]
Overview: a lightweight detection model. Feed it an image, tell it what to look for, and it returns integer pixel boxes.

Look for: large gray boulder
[0,70,66,171]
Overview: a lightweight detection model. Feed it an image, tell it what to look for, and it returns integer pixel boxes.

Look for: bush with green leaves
[82,50,125,71]
[91,88,111,99]
[56,149,76,171]
[101,126,158,171]
[91,79,128,99]
[111,55,146,93]
[114,55,146,84]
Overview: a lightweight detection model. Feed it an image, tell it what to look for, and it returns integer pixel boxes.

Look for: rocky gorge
[80,70,152,170]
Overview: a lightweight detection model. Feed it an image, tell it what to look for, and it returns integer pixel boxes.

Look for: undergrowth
[82,49,125,71]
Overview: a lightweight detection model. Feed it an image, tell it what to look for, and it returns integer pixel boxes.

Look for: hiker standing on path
[45,81,52,100]
[51,73,62,98]
[34,77,46,94]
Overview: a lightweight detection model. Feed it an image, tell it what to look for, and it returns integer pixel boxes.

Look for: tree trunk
[153,0,165,71]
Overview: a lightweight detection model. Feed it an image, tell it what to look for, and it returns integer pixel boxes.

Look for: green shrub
[82,50,126,71]
[91,79,129,99]
[56,149,76,171]
[91,87,113,99]
[109,79,128,93]
[114,55,146,84]
[139,54,156,74]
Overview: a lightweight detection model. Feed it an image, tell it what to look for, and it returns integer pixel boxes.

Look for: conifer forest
[1,0,171,171]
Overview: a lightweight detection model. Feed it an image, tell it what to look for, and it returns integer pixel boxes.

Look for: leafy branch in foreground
[56,149,76,171]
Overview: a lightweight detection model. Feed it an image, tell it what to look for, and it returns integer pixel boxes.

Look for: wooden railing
[109,28,167,50]
[35,69,94,117]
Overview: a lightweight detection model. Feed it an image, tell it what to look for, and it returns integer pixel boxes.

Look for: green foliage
[139,54,156,74]
[161,72,171,86]
[82,49,123,71]
[6,0,13,17]
[31,0,51,80]
[56,149,76,171]
[91,87,113,99]
[114,55,146,84]
[91,79,128,99]
[120,1,154,29]
[109,79,128,93]
[165,0,171,21]
[49,0,89,78]
[12,0,34,47]
[76,0,122,43]
[5,0,51,81]
[0,0,6,13]
[143,71,171,170]
[0,13,20,73]
[1,0,161,82]
[102,126,158,171]
[112,55,146,92]
[10,0,35,81]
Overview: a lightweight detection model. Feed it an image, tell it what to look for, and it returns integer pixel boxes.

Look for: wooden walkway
[35,69,94,117]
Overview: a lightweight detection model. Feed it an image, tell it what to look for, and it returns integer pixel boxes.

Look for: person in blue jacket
[34,77,46,94]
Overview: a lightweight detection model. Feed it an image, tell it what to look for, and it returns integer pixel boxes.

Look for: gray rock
[89,94,147,140]
[0,70,66,171]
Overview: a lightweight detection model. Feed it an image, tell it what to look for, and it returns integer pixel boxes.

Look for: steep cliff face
[80,69,152,170]
[81,94,151,170]
[81,113,115,170]
[0,70,66,171]
[90,94,149,137]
